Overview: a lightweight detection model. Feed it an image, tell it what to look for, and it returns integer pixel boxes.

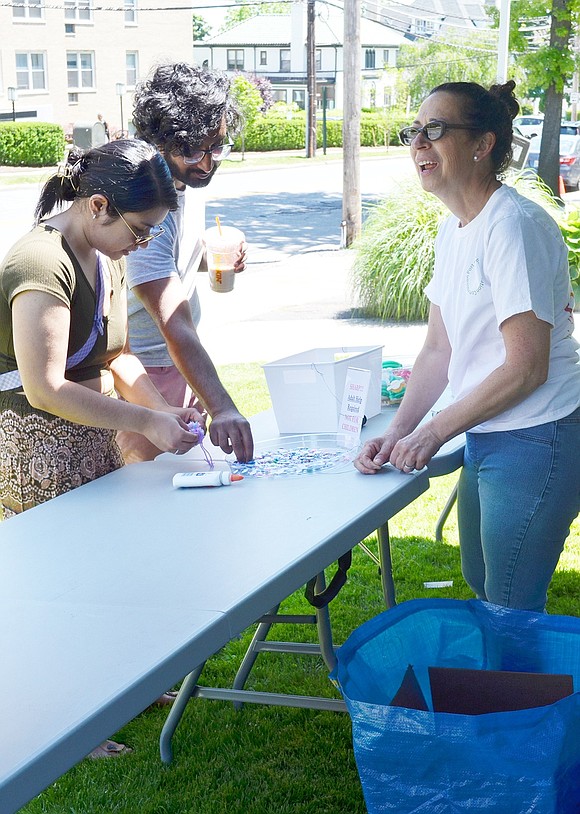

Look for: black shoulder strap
[304,551,353,609]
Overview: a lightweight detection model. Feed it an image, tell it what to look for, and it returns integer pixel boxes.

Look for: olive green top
[0,224,126,385]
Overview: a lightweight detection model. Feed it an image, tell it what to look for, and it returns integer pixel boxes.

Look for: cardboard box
[263,346,383,433]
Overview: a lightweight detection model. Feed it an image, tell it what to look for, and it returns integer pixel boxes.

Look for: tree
[537,0,576,195]
[397,35,502,111]
[221,0,287,32]
[192,13,211,41]
[490,0,580,196]
[230,73,264,157]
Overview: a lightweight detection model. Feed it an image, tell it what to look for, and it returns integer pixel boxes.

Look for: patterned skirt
[0,390,124,519]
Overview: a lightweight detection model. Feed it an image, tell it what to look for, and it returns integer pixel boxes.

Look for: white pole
[497,0,511,82]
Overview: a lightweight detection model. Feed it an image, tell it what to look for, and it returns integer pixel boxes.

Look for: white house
[0,0,194,138]
[193,1,408,111]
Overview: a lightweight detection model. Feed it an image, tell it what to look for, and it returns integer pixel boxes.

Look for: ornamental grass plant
[351,170,580,322]
[351,180,445,322]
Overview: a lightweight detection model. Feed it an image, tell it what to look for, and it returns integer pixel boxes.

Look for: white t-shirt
[126,187,205,366]
[425,184,580,432]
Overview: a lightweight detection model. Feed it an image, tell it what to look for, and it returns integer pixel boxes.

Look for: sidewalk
[198,245,422,366]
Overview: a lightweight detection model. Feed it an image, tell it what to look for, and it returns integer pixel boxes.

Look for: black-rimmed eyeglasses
[399,120,480,146]
[115,208,165,246]
[180,141,234,165]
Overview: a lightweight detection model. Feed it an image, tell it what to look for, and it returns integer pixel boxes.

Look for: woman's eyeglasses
[180,141,233,165]
[114,208,165,246]
[399,120,480,146]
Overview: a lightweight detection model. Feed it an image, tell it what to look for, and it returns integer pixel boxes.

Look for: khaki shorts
[116,365,201,464]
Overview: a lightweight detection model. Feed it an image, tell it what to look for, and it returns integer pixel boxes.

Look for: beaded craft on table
[227,434,359,479]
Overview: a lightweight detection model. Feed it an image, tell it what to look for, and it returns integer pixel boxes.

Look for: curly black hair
[132,62,243,154]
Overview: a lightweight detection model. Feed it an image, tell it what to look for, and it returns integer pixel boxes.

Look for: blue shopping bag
[331,599,580,814]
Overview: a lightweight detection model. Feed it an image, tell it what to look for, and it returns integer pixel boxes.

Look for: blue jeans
[457,405,580,612]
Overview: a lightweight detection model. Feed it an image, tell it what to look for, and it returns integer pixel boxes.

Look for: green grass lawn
[19,362,580,814]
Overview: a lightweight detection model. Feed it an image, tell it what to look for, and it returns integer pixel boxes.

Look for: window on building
[280,49,290,72]
[124,0,137,24]
[15,52,46,90]
[383,49,394,66]
[272,89,287,103]
[65,23,75,33]
[414,18,435,36]
[315,49,321,71]
[68,92,78,104]
[126,51,138,87]
[365,49,375,69]
[12,0,43,20]
[67,51,94,89]
[227,50,244,70]
[260,50,267,66]
[292,89,305,110]
[64,0,91,22]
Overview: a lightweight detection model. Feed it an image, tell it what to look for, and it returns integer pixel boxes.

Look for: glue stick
[172,471,243,488]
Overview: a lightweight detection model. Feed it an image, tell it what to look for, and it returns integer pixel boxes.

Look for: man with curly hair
[116,63,254,464]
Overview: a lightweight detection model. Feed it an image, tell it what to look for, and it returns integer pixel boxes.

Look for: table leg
[435,481,458,541]
[232,604,281,709]
[377,522,396,608]
[160,661,206,764]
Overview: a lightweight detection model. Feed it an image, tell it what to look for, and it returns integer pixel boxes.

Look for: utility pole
[342,0,361,246]
[306,0,316,158]
[496,0,510,82]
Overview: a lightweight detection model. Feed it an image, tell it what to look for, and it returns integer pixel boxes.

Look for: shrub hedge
[237,110,410,152]
[0,122,66,166]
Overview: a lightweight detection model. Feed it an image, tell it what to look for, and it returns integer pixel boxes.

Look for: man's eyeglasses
[180,141,234,165]
[114,208,165,246]
[399,120,480,146]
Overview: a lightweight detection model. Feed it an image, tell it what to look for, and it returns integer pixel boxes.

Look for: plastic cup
[204,225,245,293]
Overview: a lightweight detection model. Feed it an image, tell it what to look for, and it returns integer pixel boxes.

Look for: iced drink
[204,225,245,293]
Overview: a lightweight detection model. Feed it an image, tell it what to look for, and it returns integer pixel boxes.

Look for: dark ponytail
[34,139,177,223]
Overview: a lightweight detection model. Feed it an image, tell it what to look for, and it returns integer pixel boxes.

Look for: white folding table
[0,407,463,814]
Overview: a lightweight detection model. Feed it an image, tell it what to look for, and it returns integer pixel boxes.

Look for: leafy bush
[352,171,580,322]
[237,109,410,151]
[0,122,65,166]
[559,208,580,306]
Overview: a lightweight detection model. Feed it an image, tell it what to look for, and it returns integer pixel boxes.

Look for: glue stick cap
[230,473,244,483]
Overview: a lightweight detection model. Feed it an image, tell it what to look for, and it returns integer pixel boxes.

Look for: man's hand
[233,242,247,274]
[208,407,254,462]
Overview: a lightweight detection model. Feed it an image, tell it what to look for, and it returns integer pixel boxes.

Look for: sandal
[87,739,133,759]
[152,690,178,707]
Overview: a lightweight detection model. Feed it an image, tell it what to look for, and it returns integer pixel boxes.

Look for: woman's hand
[163,405,206,431]
[354,433,398,474]
[355,422,444,475]
[388,422,444,473]
[142,411,201,455]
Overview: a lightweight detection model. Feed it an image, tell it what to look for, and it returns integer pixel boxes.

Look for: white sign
[338,366,370,448]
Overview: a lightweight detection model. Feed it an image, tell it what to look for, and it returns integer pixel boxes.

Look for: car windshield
[560,135,577,153]
[528,134,577,153]
[515,117,543,126]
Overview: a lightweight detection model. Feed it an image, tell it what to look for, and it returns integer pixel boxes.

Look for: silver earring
[473,156,478,161]
[92,214,97,219]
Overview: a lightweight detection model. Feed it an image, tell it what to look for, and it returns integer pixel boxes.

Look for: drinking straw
[215,215,222,235]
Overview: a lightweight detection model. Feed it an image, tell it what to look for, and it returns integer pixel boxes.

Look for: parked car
[513,114,544,138]
[525,134,580,190]
[560,122,580,135]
